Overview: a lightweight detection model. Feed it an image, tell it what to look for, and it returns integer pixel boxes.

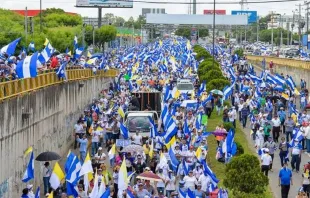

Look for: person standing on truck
[130,94,141,110]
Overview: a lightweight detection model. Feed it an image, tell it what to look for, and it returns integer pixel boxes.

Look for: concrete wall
[0,77,113,198]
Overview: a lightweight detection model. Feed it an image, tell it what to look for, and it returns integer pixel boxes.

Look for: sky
[1,0,306,20]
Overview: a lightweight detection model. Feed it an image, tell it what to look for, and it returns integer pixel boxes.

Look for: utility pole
[280,14,283,48]
[193,0,196,14]
[291,11,295,45]
[98,8,102,28]
[287,21,290,45]
[92,25,95,48]
[297,3,302,48]
[40,0,42,32]
[82,23,85,47]
[257,16,259,42]
[306,1,310,33]
[25,7,28,44]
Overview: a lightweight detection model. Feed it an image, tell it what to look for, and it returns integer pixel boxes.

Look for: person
[303,123,310,154]
[77,184,88,198]
[42,162,52,195]
[74,120,85,149]
[263,136,277,171]
[144,180,156,196]
[279,137,290,167]
[135,182,151,198]
[284,116,295,141]
[91,123,102,157]
[302,169,310,197]
[278,107,287,134]
[133,155,146,175]
[183,170,198,191]
[94,147,106,166]
[261,148,272,176]
[21,188,29,198]
[228,106,237,128]
[296,189,308,198]
[131,131,143,145]
[76,134,88,163]
[255,127,265,152]
[240,104,249,128]
[291,139,302,173]
[156,168,167,195]
[278,162,293,198]
[271,114,281,143]
[165,170,176,197]
[194,182,206,198]
[26,184,35,198]
[198,171,211,193]
[263,122,272,142]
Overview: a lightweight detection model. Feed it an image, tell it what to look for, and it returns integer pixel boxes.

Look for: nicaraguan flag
[168,147,179,171]
[162,115,178,143]
[38,43,53,64]
[28,42,35,52]
[22,151,34,182]
[149,116,158,138]
[35,187,40,198]
[289,129,304,147]
[183,119,190,135]
[160,104,169,126]
[16,52,38,79]
[223,84,234,100]
[179,188,186,198]
[66,182,78,197]
[195,112,202,130]
[74,36,78,49]
[248,73,262,83]
[254,87,262,98]
[66,155,81,185]
[64,151,75,174]
[197,80,206,97]
[120,122,129,139]
[274,74,286,86]
[56,61,68,79]
[266,74,277,85]
[202,160,219,184]
[223,129,236,158]
[0,37,21,55]
[74,47,84,59]
[182,159,190,175]
[187,188,196,198]
[126,189,135,198]
[286,76,296,90]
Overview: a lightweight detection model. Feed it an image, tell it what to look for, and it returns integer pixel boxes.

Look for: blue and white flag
[16,52,38,79]
[66,154,81,185]
[254,86,262,98]
[195,112,202,130]
[197,80,206,97]
[162,115,177,143]
[289,129,304,147]
[126,189,135,198]
[248,73,262,83]
[74,36,78,49]
[160,104,169,126]
[286,76,296,90]
[149,116,158,138]
[100,188,110,198]
[202,160,219,184]
[64,151,75,174]
[223,129,235,158]
[66,182,78,197]
[179,188,186,198]
[120,122,129,139]
[22,151,34,182]
[182,159,190,175]
[74,47,84,59]
[38,43,53,64]
[183,119,190,135]
[28,42,35,52]
[223,84,234,100]
[187,188,196,198]
[35,187,40,198]
[274,74,286,86]
[0,37,21,55]
[56,61,68,79]
[266,74,277,85]
[169,147,179,171]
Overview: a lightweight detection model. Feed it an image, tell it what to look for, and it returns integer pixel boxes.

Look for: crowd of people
[18,37,310,198]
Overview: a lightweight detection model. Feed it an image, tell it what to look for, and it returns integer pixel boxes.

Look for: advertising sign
[76,0,133,8]
[116,139,131,147]
[231,10,257,24]
[203,10,226,15]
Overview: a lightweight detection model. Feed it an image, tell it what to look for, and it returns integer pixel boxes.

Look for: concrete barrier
[0,76,114,197]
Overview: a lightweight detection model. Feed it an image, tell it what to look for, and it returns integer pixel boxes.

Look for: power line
[3,0,305,4]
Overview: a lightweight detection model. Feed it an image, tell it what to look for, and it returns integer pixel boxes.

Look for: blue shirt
[77,138,88,152]
[279,167,292,185]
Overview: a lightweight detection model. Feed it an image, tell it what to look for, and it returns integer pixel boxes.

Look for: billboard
[76,0,133,8]
[203,10,226,15]
[231,10,257,24]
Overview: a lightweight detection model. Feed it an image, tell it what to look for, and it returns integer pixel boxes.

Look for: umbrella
[35,151,61,161]
[122,145,144,153]
[137,171,163,182]
[210,89,224,96]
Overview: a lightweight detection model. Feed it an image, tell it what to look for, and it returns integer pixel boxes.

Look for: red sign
[203,10,226,15]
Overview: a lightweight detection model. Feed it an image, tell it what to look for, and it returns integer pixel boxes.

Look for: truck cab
[176,79,195,98]
[124,111,159,141]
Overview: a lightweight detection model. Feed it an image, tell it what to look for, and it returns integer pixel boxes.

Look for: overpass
[247,55,310,87]
[0,69,117,197]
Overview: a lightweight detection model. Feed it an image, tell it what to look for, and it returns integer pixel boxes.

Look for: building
[142,8,165,17]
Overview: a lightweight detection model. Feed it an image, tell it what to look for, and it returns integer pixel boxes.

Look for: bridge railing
[0,69,118,101]
[247,55,310,70]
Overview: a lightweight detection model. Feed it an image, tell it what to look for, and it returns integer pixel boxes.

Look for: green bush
[223,154,269,194]
[198,60,221,76]
[230,190,267,198]
[196,51,212,61]
[206,79,230,92]
[235,141,244,156]
[223,100,231,108]
[205,70,225,81]
[223,122,234,131]
[234,48,244,58]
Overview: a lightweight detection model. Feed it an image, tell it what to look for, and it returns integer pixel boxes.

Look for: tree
[46,26,80,52]
[175,28,191,39]
[95,25,117,47]
[223,154,269,195]
[114,16,126,26]
[124,16,135,28]
[199,28,209,37]
[134,15,146,29]
[234,49,244,57]
[206,79,230,92]
[103,13,116,24]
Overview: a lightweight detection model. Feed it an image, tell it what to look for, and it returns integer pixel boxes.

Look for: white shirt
[261,154,272,165]
[198,174,211,192]
[271,118,281,127]
[42,166,52,177]
[95,152,106,164]
[183,175,197,190]
[74,124,84,134]
[132,134,142,145]
[166,176,176,191]
[91,131,101,143]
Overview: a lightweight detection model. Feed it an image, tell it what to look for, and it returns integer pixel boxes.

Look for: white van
[177,79,195,98]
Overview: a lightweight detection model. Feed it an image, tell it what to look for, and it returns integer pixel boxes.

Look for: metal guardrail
[0,69,118,101]
[247,55,310,70]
